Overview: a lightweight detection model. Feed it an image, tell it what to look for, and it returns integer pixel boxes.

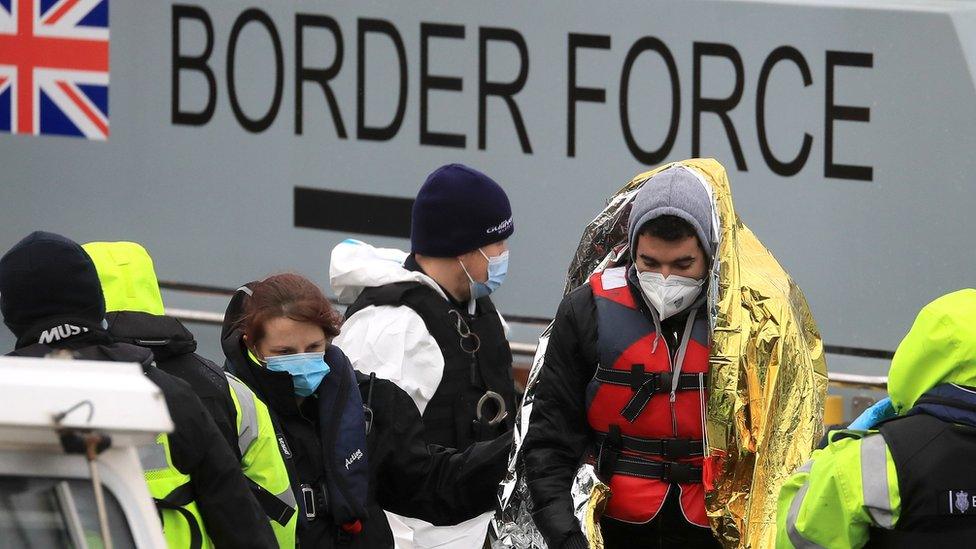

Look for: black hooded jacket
[8,321,276,549]
[0,231,275,548]
[221,284,512,548]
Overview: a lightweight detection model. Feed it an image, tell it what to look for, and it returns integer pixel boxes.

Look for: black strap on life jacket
[595,424,704,485]
[614,456,703,484]
[247,478,296,526]
[154,483,203,549]
[593,365,708,422]
[593,432,704,459]
[363,372,376,436]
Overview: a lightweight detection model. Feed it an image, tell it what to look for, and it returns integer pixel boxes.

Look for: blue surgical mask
[264,352,330,397]
[459,249,509,304]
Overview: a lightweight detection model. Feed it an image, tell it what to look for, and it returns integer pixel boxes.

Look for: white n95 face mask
[637,271,704,320]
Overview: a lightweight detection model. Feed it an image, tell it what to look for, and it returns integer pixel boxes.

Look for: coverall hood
[329,239,448,305]
[83,241,165,315]
[887,289,976,413]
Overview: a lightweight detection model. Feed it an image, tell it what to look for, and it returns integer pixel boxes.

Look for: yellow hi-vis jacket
[84,241,298,547]
[777,289,976,548]
[139,434,213,549]
[226,372,298,547]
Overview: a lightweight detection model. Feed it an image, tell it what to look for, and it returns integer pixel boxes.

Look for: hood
[82,241,165,315]
[329,239,446,305]
[0,231,106,339]
[220,282,257,361]
[219,282,294,410]
[105,310,197,361]
[627,165,718,262]
[888,289,976,413]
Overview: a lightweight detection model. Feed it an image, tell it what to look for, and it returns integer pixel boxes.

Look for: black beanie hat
[0,231,106,338]
[410,164,514,257]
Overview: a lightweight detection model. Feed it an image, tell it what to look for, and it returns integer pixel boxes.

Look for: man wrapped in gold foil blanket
[494,159,827,549]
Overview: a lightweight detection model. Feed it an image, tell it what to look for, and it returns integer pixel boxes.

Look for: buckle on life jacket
[630,364,669,392]
[301,484,316,521]
[596,425,623,482]
[614,455,703,484]
[594,365,708,422]
[658,438,702,459]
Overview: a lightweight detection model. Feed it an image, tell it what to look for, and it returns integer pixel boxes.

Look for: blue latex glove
[847,397,895,430]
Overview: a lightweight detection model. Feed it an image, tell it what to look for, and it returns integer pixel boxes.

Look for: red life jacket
[585,267,710,526]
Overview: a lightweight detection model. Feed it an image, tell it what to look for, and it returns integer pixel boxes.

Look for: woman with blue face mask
[222,273,513,548]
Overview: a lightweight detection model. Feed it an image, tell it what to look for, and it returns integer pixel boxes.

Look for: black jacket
[105,310,239,456]
[522,284,598,548]
[221,285,512,548]
[358,371,512,547]
[523,274,699,549]
[9,321,276,549]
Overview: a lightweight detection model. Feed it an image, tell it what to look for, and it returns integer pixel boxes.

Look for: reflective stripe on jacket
[776,430,900,548]
[226,373,298,548]
[140,434,213,549]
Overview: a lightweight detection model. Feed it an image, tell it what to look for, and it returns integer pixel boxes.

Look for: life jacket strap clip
[301,484,316,521]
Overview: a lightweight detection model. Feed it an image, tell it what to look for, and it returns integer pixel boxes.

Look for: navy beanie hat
[0,231,106,338]
[411,164,514,257]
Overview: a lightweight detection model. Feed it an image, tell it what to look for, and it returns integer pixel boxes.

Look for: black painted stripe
[294,187,413,238]
[158,280,237,296]
[823,345,894,360]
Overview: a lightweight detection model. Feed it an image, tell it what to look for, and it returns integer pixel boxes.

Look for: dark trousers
[600,490,720,549]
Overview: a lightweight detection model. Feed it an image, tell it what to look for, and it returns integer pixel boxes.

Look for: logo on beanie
[38,324,90,345]
[486,217,513,235]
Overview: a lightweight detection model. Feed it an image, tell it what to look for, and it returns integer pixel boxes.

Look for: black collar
[404,253,471,312]
[105,311,196,360]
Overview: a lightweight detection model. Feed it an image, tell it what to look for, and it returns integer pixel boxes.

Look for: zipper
[664,336,678,437]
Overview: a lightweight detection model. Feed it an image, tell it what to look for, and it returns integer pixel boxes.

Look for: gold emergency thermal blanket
[492,158,828,549]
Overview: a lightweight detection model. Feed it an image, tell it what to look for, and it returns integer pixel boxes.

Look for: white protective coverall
[331,239,502,549]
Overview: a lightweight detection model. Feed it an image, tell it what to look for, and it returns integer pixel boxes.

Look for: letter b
[172,5,217,126]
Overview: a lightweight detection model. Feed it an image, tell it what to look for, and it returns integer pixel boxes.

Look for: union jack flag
[0,0,109,140]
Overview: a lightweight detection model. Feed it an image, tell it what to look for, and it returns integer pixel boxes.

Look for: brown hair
[240,273,341,346]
